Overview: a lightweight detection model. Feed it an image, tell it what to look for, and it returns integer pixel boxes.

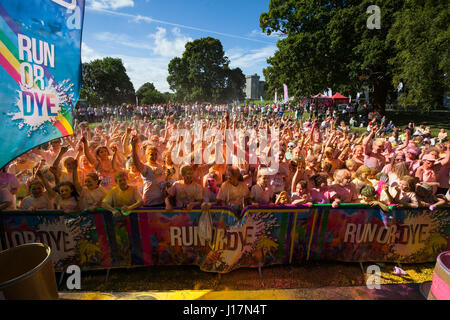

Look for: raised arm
[111,146,122,171]
[363,128,376,155]
[81,135,97,166]
[396,129,411,152]
[122,127,132,156]
[130,135,145,174]
[291,165,305,194]
[36,170,57,199]
[72,159,82,196]
[52,145,69,169]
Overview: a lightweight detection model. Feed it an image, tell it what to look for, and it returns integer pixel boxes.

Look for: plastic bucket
[0,243,58,300]
[428,251,450,300]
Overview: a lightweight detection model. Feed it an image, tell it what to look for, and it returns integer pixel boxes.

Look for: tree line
[80,37,247,106]
[260,0,449,113]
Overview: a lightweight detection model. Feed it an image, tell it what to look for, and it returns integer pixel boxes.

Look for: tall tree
[223,67,246,102]
[167,37,245,103]
[81,57,135,105]
[388,0,449,111]
[260,0,403,113]
[136,82,156,101]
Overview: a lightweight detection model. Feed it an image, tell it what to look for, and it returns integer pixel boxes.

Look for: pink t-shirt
[309,188,330,204]
[291,192,313,204]
[328,184,357,203]
[436,164,449,189]
[167,181,203,207]
[364,154,385,171]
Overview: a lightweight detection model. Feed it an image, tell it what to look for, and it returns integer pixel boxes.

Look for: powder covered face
[360,171,369,180]
[362,195,376,203]
[30,183,44,198]
[346,162,356,172]
[59,185,73,200]
[115,175,128,190]
[354,146,363,157]
[399,179,410,192]
[258,175,269,188]
[278,192,288,204]
[97,147,109,160]
[64,158,76,171]
[296,182,307,194]
[372,141,384,154]
[147,149,157,163]
[336,171,351,187]
[206,178,216,189]
[85,176,97,190]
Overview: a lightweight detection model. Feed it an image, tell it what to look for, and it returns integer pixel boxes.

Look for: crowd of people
[1,102,449,216]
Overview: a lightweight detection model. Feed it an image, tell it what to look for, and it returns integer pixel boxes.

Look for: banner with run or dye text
[0,0,85,168]
[1,205,449,273]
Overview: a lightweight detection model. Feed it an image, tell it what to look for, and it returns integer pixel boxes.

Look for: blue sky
[81,0,282,93]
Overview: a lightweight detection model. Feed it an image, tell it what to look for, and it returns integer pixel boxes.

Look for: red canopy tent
[331,93,349,104]
[310,93,333,108]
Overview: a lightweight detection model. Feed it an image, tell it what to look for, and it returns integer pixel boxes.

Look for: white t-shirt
[141,164,166,206]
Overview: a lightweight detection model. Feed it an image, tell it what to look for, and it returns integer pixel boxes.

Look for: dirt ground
[59,261,435,292]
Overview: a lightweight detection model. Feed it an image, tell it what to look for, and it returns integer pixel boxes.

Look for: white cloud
[228,45,277,71]
[86,28,193,91]
[89,0,134,10]
[119,55,170,92]
[81,44,170,92]
[148,27,192,57]
[81,42,102,62]
[82,30,276,93]
[94,32,153,50]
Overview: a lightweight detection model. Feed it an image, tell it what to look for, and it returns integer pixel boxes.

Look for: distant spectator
[438,129,447,143]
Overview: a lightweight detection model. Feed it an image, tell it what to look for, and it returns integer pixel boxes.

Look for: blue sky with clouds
[81,0,281,93]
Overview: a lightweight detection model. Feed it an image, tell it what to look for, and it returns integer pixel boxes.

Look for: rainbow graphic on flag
[0,1,85,168]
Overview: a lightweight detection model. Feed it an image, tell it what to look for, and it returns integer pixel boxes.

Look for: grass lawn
[384,109,450,135]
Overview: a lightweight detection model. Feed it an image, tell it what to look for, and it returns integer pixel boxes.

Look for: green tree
[80,63,101,106]
[81,57,135,105]
[136,82,156,101]
[163,92,175,103]
[167,37,245,103]
[141,89,166,104]
[260,0,403,114]
[223,67,246,102]
[388,0,449,111]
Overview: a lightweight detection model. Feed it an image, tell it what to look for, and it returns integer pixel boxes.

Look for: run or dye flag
[0,0,85,168]
[274,88,277,103]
